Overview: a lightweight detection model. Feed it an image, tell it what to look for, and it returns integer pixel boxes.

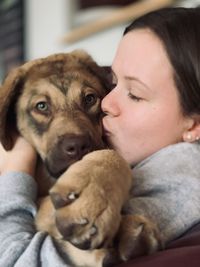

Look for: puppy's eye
[84,93,97,107]
[35,101,49,114]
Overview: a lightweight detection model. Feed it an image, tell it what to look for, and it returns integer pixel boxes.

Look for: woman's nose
[101,90,120,117]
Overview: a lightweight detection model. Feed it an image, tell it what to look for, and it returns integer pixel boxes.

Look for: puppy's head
[0,50,110,177]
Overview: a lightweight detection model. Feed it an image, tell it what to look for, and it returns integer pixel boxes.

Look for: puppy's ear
[71,49,112,93]
[0,67,25,150]
[88,62,112,94]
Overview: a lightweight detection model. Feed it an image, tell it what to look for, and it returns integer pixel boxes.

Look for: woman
[1,7,200,267]
[102,6,200,246]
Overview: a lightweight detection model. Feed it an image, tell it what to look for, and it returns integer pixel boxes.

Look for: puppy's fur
[0,50,161,267]
[0,50,109,194]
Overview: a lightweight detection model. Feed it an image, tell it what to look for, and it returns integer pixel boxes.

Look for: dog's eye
[84,93,97,107]
[35,101,49,113]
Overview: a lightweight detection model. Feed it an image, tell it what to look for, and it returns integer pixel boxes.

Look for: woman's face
[102,29,192,166]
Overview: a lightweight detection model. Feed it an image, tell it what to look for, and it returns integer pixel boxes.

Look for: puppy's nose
[62,135,91,160]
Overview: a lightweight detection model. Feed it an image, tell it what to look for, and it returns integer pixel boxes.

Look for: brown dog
[0,50,110,194]
[0,50,161,267]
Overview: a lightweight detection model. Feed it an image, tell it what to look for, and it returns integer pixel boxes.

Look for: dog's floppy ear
[0,67,26,150]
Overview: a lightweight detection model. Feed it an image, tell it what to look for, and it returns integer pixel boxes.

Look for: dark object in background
[0,0,24,81]
[79,0,138,9]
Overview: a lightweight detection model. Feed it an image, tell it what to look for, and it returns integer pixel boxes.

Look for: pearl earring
[195,136,200,141]
[187,133,192,141]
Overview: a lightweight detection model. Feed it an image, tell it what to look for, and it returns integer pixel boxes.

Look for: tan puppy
[0,50,109,195]
[0,51,161,267]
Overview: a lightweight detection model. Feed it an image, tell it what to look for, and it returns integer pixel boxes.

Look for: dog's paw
[59,241,120,267]
[117,214,163,261]
[102,249,122,267]
[49,150,133,251]
[50,186,82,208]
[50,181,122,250]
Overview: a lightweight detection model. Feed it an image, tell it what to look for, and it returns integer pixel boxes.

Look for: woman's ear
[182,116,200,143]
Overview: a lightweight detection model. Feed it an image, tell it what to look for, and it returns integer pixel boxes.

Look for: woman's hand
[0,136,37,176]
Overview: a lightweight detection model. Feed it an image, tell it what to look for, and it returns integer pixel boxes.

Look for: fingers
[0,136,37,176]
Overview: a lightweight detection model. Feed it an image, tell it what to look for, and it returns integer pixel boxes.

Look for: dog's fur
[0,50,110,195]
[0,50,161,267]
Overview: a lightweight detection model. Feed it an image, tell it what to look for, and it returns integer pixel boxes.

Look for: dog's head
[0,50,110,177]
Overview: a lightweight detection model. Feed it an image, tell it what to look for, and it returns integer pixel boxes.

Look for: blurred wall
[25,0,127,66]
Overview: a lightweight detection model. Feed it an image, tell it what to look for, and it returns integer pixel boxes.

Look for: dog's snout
[45,134,93,178]
[62,136,91,159]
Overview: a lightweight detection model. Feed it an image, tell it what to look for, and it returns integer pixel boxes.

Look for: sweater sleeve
[0,172,70,267]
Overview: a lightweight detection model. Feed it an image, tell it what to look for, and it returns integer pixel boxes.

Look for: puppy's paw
[52,185,122,250]
[117,215,163,261]
[49,150,133,251]
[102,249,122,267]
[59,242,119,267]
[50,188,80,208]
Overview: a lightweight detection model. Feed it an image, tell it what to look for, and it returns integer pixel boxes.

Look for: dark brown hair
[124,7,200,116]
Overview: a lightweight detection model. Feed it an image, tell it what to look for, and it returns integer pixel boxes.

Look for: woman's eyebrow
[124,75,152,92]
[111,68,152,92]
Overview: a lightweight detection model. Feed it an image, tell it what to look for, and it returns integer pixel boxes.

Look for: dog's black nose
[45,134,93,178]
[62,135,91,160]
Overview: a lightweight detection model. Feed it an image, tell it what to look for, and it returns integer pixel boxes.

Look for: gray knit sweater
[0,142,200,266]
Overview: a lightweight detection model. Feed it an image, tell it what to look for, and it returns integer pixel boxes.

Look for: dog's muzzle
[45,134,94,178]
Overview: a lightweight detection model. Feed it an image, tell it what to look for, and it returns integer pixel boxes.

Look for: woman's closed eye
[128,92,143,102]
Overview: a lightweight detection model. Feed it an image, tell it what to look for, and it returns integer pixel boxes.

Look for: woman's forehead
[113,30,172,78]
